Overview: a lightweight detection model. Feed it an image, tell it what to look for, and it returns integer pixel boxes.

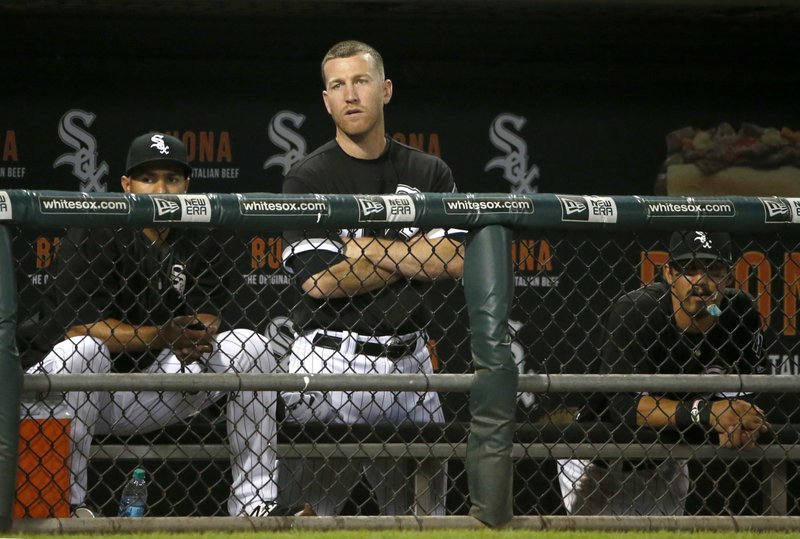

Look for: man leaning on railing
[558,230,769,516]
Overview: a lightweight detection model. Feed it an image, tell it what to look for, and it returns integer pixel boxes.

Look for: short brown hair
[321,40,385,86]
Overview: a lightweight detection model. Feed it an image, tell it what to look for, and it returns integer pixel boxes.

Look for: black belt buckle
[383,336,413,360]
[312,334,344,350]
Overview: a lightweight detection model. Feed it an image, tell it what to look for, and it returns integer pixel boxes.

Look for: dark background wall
[2,0,800,195]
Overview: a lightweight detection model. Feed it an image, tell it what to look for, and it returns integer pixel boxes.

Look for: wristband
[674,401,692,429]
[675,399,712,429]
[691,398,713,427]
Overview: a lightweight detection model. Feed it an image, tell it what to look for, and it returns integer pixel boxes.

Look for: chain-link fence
[3,191,800,528]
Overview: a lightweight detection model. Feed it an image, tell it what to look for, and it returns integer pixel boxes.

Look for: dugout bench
[89,420,800,516]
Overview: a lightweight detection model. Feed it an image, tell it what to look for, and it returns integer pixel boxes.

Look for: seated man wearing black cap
[557,230,769,516]
[26,133,280,517]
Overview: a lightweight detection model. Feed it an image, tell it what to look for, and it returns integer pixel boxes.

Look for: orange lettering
[267,237,282,270]
[427,133,440,157]
[251,237,282,270]
[182,132,196,161]
[3,130,18,161]
[408,134,425,151]
[390,133,440,156]
[784,253,800,336]
[218,132,232,162]
[35,237,52,269]
[512,240,535,271]
[251,237,267,269]
[199,132,214,162]
[537,240,553,271]
[734,251,771,331]
[640,250,669,285]
[512,239,554,271]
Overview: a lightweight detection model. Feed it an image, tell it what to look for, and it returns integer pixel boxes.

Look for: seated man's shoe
[245,502,316,517]
[71,505,98,518]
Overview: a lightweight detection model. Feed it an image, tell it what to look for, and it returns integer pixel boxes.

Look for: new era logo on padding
[154,198,180,216]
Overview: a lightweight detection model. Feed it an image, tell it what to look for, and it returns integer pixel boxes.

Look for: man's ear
[383,79,393,105]
[662,263,674,284]
[121,176,131,193]
[322,90,332,115]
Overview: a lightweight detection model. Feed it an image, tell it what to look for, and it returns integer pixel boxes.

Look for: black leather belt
[311,333,418,360]
[594,459,660,472]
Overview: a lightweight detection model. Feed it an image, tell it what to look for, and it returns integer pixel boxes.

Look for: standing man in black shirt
[558,230,769,515]
[281,40,465,515]
[27,133,280,517]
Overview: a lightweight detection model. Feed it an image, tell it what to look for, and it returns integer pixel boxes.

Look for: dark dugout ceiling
[1,0,799,87]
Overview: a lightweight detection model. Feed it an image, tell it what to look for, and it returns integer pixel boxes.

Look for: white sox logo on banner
[263,111,307,176]
[53,109,109,192]
[485,113,540,194]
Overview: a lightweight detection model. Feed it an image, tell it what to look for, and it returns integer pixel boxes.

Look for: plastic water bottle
[118,468,148,517]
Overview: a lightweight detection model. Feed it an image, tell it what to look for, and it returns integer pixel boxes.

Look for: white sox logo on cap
[150,134,171,155]
[693,231,712,249]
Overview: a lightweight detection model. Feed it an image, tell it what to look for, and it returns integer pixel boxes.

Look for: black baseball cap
[125,132,192,177]
[669,230,732,265]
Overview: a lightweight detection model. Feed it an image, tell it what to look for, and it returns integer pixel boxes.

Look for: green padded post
[463,225,517,527]
[0,225,22,531]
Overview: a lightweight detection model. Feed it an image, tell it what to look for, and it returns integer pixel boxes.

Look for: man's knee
[40,336,110,374]
[282,391,336,423]
[216,329,275,373]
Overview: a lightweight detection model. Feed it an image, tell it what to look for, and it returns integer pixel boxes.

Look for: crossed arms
[300,233,464,299]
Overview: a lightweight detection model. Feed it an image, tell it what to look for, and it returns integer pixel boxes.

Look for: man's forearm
[348,236,464,280]
[66,319,164,355]
[302,258,400,299]
[635,395,680,428]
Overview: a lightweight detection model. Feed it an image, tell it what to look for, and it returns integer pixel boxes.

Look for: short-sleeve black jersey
[601,282,766,424]
[282,137,461,335]
[51,226,229,368]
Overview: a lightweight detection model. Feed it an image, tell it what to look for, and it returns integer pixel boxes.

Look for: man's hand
[161,315,219,364]
[711,399,769,449]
